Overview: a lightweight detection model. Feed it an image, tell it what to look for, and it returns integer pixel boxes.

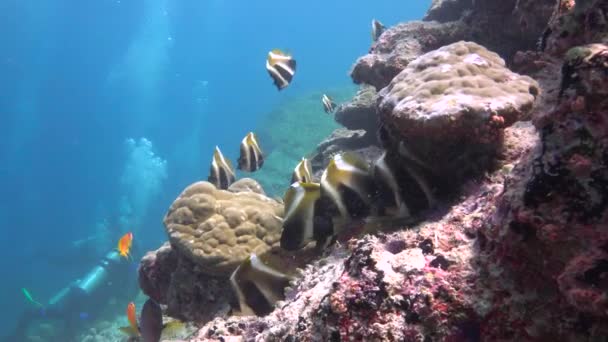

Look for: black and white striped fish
[229,254,291,316]
[280,181,333,251]
[208,146,236,189]
[321,94,336,114]
[291,158,313,184]
[371,151,411,218]
[238,132,264,172]
[266,49,296,91]
[320,152,376,221]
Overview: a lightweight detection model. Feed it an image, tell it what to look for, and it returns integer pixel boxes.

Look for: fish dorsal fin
[215,146,235,173]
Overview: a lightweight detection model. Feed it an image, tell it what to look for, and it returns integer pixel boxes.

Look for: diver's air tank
[76,249,123,295]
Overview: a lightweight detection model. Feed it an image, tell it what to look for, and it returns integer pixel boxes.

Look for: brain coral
[164,181,284,276]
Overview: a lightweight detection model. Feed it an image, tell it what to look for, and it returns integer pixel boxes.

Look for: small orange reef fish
[118,301,140,337]
[117,232,133,259]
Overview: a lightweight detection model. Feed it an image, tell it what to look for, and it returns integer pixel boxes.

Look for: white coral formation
[164,181,284,276]
[379,41,540,130]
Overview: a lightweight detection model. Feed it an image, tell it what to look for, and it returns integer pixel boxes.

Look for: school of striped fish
[19,16,390,342]
[201,19,438,318]
[119,17,390,335]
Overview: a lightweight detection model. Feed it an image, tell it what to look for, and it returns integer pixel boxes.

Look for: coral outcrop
[378,41,539,193]
[334,85,378,133]
[310,128,378,172]
[477,42,608,339]
[351,21,470,90]
[139,243,234,323]
[542,0,608,55]
[139,1,608,341]
[424,0,472,22]
[164,181,283,276]
[183,122,541,341]
[353,0,555,91]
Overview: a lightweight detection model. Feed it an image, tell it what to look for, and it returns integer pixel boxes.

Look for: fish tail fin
[118,326,139,337]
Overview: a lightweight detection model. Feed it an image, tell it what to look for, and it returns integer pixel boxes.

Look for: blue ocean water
[0,0,429,338]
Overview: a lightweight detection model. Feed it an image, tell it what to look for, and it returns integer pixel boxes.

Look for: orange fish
[127,302,139,335]
[117,232,133,259]
[118,301,140,336]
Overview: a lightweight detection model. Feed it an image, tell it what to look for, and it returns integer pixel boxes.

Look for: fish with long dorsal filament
[229,254,292,316]
[266,49,296,90]
[291,157,313,184]
[321,94,337,114]
[371,151,411,218]
[280,181,334,251]
[208,146,236,190]
[238,132,264,172]
[320,152,377,223]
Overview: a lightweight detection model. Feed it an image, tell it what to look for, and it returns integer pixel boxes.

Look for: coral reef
[138,1,608,341]
[333,85,378,133]
[378,41,539,194]
[477,42,608,339]
[351,21,470,90]
[140,180,317,323]
[164,181,283,276]
[310,128,377,172]
[424,0,472,22]
[139,242,234,323]
[183,122,541,341]
[353,0,556,91]
[542,0,608,55]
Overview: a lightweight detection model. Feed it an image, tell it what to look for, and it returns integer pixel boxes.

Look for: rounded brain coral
[164,181,284,276]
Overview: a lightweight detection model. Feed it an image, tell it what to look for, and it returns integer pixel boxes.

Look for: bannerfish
[398,141,436,209]
[141,299,163,342]
[118,302,140,337]
[238,132,264,172]
[229,254,291,316]
[371,151,410,218]
[291,158,313,184]
[371,19,386,42]
[266,49,296,91]
[117,232,133,260]
[320,152,376,223]
[321,94,336,114]
[281,181,336,251]
[208,146,236,190]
